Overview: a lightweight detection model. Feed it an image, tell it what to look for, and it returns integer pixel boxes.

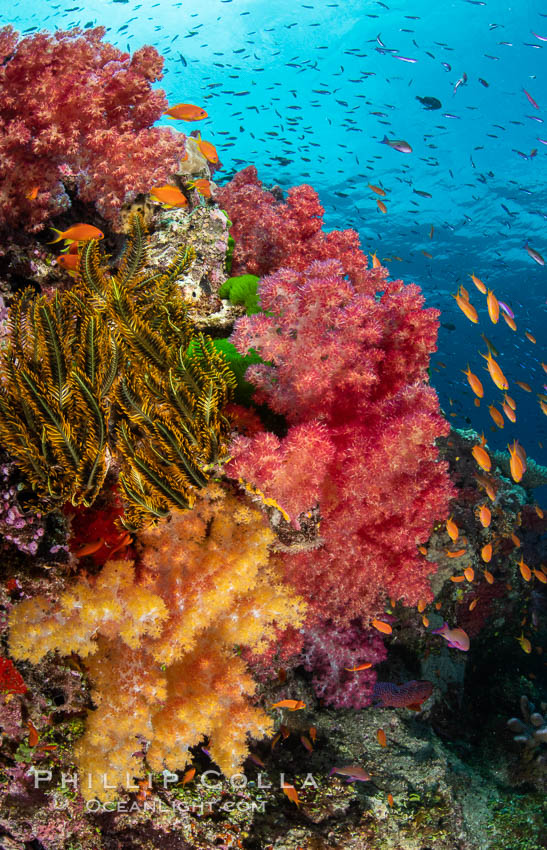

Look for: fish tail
[381,135,389,144]
[47,228,63,244]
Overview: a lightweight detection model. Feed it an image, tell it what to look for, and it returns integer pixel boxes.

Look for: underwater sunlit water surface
[4,0,547,464]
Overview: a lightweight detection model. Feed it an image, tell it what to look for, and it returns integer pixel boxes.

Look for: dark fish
[416,95,442,110]
[413,189,432,197]
[478,78,489,87]
[501,204,517,217]
[372,680,433,709]
[179,53,187,67]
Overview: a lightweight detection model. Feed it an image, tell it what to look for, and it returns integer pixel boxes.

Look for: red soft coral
[0,26,186,230]
[229,258,455,629]
[226,422,335,525]
[216,166,371,287]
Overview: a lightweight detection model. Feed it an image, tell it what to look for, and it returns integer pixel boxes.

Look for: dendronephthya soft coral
[0,26,186,230]
[228,259,455,631]
[9,485,306,800]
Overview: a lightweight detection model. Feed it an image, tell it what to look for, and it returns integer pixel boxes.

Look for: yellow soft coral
[9,486,306,801]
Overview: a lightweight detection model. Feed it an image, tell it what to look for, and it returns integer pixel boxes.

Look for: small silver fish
[381,135,412,153]
[453,71,468,94]
[524,241,545,266]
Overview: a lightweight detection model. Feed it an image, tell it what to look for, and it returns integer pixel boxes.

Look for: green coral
[188,337,263,407]
[219,274,261,315]
[0,213,236,529]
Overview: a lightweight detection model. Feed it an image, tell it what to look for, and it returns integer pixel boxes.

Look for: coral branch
[0,26,186,230]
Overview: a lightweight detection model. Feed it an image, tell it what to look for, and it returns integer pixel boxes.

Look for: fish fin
[47,228,63,244]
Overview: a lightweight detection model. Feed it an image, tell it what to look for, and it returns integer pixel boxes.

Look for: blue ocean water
[4,0,547,464]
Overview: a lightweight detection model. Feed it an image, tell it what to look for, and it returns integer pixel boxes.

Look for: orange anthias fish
[74,537,105,558]
[48,224,104,244]
[472,444,491,472]
[55,253,80,274]
[164,103,208,121]
[372,618,393,635]
[446,516,459,542]
[182,767,196,786]
[371,252,382,269]
[196,136,219,164]
[188,178,213,198]
[508,440,525,483]
[515,380,532,392]
[282,784,301,806]
[344,662,373,671]
[464,566,475,582]
[502,400,517,423]
[462,365,484,398]
[271,699,306,711]
[488,404,504,429]
[481,543,493,563]
[300,734,313,752]
[149,185,188,208]
[480,351,508,390]
[518,558,532,581]
[377,728,387,747]
[445,548,467,558]
[27,720,40,747]
[502,312,517,331]
[368,183,386,196]
[377,199,387,213]
[453,288,478,323]
[470,273,487,294]
[486,290,499,324]
[478,505,491,527]
[26,185,40,200]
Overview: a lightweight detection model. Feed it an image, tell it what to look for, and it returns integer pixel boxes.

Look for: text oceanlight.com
[31,767,319,811]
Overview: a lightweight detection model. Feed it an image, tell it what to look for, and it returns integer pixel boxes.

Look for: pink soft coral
[229,259,456,630]
[0,26,186,230]
[301,620,387,709]
[216,166,370,286]
[227,422,335,525]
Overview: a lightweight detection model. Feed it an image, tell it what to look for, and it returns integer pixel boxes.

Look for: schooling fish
[149,185,188,208]
[164,102,208,120]
[48,224,104,244]
[480,350,508,390]
[381,135,412,153]
[523,88,540,110]
[416,95,441,110]
[431,623,470,651]
[453,72,468,94]
[524,241,544,265]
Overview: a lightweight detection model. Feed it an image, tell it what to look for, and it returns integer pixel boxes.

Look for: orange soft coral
[9,485,305,801]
